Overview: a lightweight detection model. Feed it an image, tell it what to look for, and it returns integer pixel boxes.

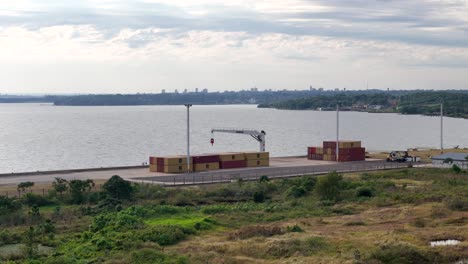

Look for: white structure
[432,152,468,169]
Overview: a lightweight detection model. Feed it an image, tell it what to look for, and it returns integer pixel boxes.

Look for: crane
[211,128,266,152]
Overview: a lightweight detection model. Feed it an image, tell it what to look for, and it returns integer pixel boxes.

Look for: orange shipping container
[219,153,245,162]
[194,162,220,172]
[246,159,269,167]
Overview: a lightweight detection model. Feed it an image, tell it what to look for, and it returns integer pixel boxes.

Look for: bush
[259,176,269,183]
[0,196,22,215]
[286,224,303,232]
[286,186,306,198]
[446,197,468,211]
[228,225,285,240]
[253,191,266,203]
[131,249,188,264]
[23,193,52,207]
[367,243,431,264]
[356,186,374,198]
[452,164,462,173]
[103,175,134,200]
[315,172,343,201]
[140,225,187,246]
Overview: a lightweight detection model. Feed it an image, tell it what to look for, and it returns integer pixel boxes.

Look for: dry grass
[167,202,468,263]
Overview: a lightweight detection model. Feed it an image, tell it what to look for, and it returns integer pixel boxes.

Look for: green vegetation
[259,91,468,118]
[0,168,467,263]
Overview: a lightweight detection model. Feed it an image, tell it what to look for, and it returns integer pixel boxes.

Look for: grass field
[0,167,467,263]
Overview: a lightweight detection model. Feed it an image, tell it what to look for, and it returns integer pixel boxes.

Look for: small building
[432,152,468,169]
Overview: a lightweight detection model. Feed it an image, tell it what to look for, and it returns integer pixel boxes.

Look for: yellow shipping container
[246,159,270,167]
[244,152,270,160]
[323,154,336,161]
[149,164,158,172]
[164,164,192,173]
[164,156,191,166]
[219,153,245,162]
[194,162,220,172]
[338,141,361,148]
[316,147,324,154]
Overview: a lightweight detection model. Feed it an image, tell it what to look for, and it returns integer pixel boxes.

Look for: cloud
[0,0,467,92]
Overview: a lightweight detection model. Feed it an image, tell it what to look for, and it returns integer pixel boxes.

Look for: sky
[0,0,467,94]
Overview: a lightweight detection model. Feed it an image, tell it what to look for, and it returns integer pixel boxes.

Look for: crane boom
[211,128,266,152]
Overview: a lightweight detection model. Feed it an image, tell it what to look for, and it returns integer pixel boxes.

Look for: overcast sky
[1,0,467,94]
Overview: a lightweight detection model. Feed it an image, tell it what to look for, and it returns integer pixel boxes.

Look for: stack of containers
[219,153,247,169]
[308,141,365,162]
[307,147,324,160]
[149,156,192,173]
[192,154,220,172]
[244,152,270,167]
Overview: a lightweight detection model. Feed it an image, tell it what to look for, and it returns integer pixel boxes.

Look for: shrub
[286,186,306,198]
[103,175,134,200]
[229,225,285,240]
[131,249,188,264]
[452,164,462,173]
[259,176,270,183]
[446,197,468,211]
[23,193,52,207]
[140,225,187,246]
[367,243,431,264]
[315,172,343,201]
[253,191,266,203]
[356,186,374,198]
[286,224,303,232]
[0,196,22,215]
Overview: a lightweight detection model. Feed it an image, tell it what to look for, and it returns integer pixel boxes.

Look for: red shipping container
[308,147,316,155]
[157,164,164,172]
[149,157,157,165]
[192,154,220,164]
[323,141,337,149]
[220,160,247,169]
[157,158,165,166]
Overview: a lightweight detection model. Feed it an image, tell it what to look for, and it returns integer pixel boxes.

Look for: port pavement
[0,157,426,186]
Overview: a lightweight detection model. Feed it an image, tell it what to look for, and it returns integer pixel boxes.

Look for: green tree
[17,181,34,193]
[22,226,38,259]
[0,196,22,215]
[52,177,68,197]
[68,179,94,204]
[315,172,344,201]
[102,175,133,200]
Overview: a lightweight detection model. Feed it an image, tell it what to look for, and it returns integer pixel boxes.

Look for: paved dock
[0,157,418,186]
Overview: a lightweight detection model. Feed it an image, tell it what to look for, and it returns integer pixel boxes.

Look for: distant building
[202,88,208,93]
[175,89,179,94]
[432,152,468,169]
[195,88,199,93]
[161,89,166,94]
[368,105,383,110]
[183,89,188,93]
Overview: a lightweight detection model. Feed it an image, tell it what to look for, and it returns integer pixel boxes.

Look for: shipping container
[219,153,245,162]
[149,164,158,172]
[244,152,269,160]
[323,141,361,149]
[163,164,192,173]
[149,157,157,165]
[219,160,247,169]
[194,162,220,172]
[246,159,269,167]
[307,153,324,160]
[192,154,220,164]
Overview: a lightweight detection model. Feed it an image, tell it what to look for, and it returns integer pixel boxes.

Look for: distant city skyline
[1,0,467,94]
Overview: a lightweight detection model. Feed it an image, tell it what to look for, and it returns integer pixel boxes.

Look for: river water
[0,103,467,173]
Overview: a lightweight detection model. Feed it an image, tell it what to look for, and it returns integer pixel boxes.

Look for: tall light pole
[440,101,443,153]
[336,103,340,162]
[184,104,192,172]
